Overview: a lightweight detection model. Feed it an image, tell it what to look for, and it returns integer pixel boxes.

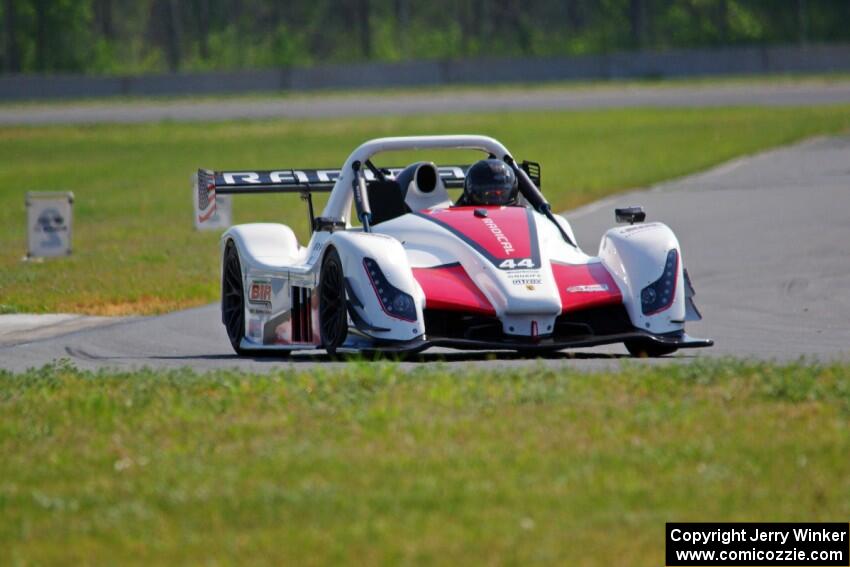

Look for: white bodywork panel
[401,162,452,211]
[598,222,685,335]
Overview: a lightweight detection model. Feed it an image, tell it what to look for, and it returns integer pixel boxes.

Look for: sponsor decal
[249,281,271,301]
[415,207,540,270]
[216,167,467,187]
[248,279,273,312]
[621,222,661,236]
[270,170,309,183]
[552,262,622,313]
[507,269,543,287]
[222,172,260,185]
[567,283,610,293]
[481,217,515,255]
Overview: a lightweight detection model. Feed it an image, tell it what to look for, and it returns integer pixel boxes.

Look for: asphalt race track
[1,135,849,372]
[3,81,850,125]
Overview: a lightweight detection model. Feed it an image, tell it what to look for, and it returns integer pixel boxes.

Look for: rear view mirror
[615,206,646,224]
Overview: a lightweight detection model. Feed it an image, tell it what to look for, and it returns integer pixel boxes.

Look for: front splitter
[339,330,713,356]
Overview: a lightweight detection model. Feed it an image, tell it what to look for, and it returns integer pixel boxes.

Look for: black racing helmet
[462,159,518,206]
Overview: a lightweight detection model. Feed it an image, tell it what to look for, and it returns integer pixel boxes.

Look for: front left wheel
[222,241,291,359]
[222,241,247,355]
[624,339,678,358]
[319,247,348,355]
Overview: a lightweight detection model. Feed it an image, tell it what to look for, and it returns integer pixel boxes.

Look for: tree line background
[2,0,849,75]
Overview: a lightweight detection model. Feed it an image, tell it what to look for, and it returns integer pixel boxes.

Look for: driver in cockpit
[456,159,519,207]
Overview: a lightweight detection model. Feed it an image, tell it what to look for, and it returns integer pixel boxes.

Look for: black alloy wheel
[222,240,293,358]
[319,247,348,354]
[222,241,248,355]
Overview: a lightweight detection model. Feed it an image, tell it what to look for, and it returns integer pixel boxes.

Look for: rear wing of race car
[195,168,340,226]
[195,162,541,229]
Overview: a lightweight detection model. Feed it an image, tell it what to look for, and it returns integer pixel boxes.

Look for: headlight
[363,258,417,322]
[641,249,678,315]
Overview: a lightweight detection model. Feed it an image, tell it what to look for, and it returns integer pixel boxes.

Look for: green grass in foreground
[0,360,848,565]
[2,105,850,314]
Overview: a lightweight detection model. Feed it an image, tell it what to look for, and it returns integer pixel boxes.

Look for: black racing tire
[222,241,291,359]
[624,339,678,358]
[222,240,249,356]
[319,247,348,355]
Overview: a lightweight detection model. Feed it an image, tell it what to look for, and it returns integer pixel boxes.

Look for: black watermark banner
[666,523,849,566]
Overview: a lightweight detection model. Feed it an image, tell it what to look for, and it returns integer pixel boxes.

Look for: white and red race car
[196,135,712,357]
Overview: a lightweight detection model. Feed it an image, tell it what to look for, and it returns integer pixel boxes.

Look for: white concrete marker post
[26,191,74,259]
[192,172,232,231]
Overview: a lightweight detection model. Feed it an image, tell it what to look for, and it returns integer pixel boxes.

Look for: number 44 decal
[499,258,535,269]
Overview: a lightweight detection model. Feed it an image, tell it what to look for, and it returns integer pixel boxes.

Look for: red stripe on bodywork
[412,264,496,315]
[418,206,532,260]
[551,262,622,313]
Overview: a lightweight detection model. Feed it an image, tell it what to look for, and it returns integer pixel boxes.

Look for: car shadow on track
[147,350,668,364]
[70,347,694,365]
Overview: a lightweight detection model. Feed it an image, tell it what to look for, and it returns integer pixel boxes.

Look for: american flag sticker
[196,170,217,223]
[193,171,231,231]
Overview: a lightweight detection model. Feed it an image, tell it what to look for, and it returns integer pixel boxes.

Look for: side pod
[221,223,311,349]
[221,223,305,271]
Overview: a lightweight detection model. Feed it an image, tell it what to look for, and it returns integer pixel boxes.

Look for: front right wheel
[624,339,678,358]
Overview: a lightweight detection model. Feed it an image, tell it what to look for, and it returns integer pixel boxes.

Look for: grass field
[2,105,850,315]
[0,360,848,565]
